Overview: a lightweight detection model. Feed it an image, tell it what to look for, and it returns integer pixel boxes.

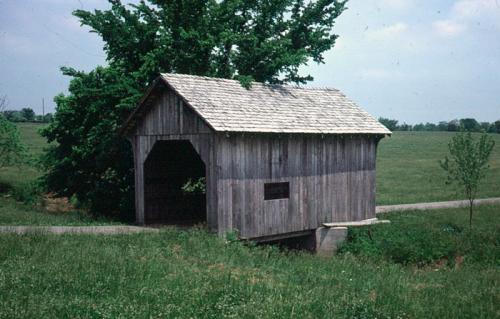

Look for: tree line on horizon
[1,107,53,123]
[379,117,500,134]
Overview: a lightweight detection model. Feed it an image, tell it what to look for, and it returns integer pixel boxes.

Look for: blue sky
[0,0,499,124]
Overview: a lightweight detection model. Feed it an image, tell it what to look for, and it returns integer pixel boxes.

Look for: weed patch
[339,206,499,267]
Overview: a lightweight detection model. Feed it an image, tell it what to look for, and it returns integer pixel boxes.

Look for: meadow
[0,122,46,191]
[0,205,498,318]
[377,131,500,204]
[0,124,499,318]
[3,124,500,207]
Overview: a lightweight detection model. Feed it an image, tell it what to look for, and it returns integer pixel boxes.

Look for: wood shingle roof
[124,73,391,135]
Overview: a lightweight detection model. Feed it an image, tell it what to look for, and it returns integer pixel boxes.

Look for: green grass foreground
[0,205,498,318]
[0,125,498,318]
[0,197,121,226]
[377,131,500,205]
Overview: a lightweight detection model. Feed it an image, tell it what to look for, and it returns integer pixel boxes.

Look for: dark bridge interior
[143,140,206,225]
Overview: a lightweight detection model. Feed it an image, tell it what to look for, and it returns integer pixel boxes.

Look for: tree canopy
[20,108,35,122]
[41,0,347,217]
[74,0,346,85]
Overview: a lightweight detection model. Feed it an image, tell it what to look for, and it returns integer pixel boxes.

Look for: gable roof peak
[158,73,391,135]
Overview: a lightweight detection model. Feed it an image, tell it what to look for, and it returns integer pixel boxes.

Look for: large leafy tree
[20,108,35,122]
[42,0,347,218]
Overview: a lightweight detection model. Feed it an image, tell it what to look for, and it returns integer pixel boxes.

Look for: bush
[2,110,26,122]
[0,114,27,168]
[339,224,457,266]
[10,181,42,204]
[338,211,498,266]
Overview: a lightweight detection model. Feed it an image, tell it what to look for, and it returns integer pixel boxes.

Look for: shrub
[10,181,43,204]
[339,225,446,266]
[2,110,26,122]
[440,131,495,228]
[0,114,27,168]
[337,213,498,267]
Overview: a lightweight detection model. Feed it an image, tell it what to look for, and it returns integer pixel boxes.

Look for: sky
[0,0,499,124]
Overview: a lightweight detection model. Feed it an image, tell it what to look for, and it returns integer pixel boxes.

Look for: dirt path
[1,198,499,234]
[376,197,500,214]
[0,225,159,235]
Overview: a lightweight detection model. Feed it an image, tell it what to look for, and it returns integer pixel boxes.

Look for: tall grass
[339,205,499,267]
[1,206,498,318]
[0,197,121,226]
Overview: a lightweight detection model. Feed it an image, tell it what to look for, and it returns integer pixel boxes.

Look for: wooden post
[132,136,145,224]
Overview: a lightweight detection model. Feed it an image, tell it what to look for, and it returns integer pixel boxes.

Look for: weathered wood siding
[136,88,212,136]
[129,89,218,230]
[215,134,378,239]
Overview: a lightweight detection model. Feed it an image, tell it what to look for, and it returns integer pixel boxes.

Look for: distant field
[1,124,499,207]
[15,122,48,156]
[377,131,500,205]
[0,122,48,190]
[0,124,498,318]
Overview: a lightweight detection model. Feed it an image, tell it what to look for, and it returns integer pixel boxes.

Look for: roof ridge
[160,73,340,92]
[123,73,392,135]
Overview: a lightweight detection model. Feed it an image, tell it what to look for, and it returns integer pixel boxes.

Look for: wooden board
[215,133,378,239]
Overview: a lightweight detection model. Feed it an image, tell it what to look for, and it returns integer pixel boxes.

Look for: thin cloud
[431,0,500,36]
[366,22,408,40]
[377,0,415,11]
[452,0,500,19]
[0,33,35,55]
[433,20,467,37]
[358,68,402,80]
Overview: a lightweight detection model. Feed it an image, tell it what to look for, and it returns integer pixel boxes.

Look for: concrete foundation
[313,226,348,256]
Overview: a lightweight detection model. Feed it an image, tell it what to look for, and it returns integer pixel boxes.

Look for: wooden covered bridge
[122,74,391,241]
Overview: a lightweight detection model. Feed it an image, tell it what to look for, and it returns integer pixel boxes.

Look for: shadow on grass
[0,181,13,194]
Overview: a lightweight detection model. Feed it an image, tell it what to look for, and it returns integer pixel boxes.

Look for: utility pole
[42,98,45,118]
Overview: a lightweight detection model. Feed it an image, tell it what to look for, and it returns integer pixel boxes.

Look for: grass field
[0,197,121,226]
[0,123,122,225]
[0,122,47,190]
[377,131,500,204]
[0,124,498,317]
[0,205,498,318]
[1,124,500,223]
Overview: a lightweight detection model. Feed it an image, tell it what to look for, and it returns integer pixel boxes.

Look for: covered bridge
[122,73,391,241]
